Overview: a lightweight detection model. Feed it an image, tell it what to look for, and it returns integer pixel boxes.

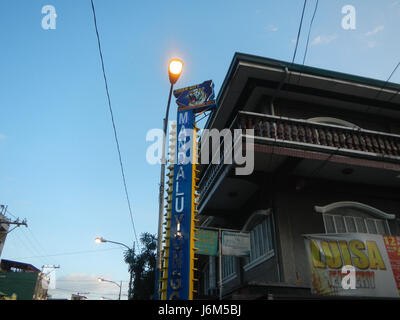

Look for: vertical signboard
[163,80,216,300]
[166,108,197,300]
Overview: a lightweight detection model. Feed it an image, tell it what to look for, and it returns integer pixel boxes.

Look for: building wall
[273,178,400,288]
[0,272,39,300]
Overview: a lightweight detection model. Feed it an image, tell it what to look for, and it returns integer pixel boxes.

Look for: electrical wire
[375,62,400,100]
[301,0,319,66]
[12,247,123,260]
[291,0,308,64]
[89,0,139,249]
[384,62,400,103]
[10,232,49,267]
[287,0,307,85]
[297,0,319,85]
[6,208,58,267]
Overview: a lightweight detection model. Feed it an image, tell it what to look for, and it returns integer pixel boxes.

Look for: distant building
[0,259,49,300]
[195,53,400,299]
[71,294,88,300]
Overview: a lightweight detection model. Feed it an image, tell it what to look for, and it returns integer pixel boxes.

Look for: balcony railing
[236,111,400,158]
[198,111,400,208]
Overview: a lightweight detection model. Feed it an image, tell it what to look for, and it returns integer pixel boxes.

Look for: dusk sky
[1,0,399,300]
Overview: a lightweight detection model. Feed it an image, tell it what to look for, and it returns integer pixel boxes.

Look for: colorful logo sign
[173,80,216,113]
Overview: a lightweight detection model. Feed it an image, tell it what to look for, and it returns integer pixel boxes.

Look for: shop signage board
[194,229,218,256]
[304,233,400,297]
[221,231,250,256]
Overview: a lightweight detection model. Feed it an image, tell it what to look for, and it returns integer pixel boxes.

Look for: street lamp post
[95,237,134,299]
[98,277,122,300]
[155,59,183,300]
[95,237,131,250]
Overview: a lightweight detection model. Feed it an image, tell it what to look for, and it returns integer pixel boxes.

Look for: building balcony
[236,111,400,158]
[198,111,400,213]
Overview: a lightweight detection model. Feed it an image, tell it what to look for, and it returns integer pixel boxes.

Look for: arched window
[315,201,394,235]
[307,117,360,129]
[241,209,275,271]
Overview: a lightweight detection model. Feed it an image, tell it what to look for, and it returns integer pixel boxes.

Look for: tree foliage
[124,232,157,300]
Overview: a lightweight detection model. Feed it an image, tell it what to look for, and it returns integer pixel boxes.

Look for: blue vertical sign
[166,108,196,300]
[164,80,216,300]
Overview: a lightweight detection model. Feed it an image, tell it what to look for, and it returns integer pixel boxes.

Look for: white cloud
[48,273,127,300]
[266,25,278,32]
[365,25,384,36]
[311,34,338,46]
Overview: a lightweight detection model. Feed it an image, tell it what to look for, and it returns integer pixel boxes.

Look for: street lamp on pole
[95,237,134,299]
[155,58,183,300]
[97,277,122,300]
[94,237,131,251]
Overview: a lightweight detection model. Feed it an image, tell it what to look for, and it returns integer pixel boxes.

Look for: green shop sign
[194,229,218,256]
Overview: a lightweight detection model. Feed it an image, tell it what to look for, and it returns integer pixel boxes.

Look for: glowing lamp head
[95,237,104,244]
[168,59,183,84]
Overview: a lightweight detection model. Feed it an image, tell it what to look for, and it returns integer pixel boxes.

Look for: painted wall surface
[0,272,38,300]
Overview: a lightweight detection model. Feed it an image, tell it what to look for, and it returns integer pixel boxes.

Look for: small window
[317,201,393,235]
[355,217,367,233]
[344,216,357,233]
[222,256,236,280]
[323,214,390,235]
[249,217,274,262]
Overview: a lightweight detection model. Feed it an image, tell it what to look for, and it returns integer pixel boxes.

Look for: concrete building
[195,53,400,299]
[0,259,49,300]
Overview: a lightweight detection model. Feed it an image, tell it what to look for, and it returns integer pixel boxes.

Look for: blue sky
[0,0,399,300]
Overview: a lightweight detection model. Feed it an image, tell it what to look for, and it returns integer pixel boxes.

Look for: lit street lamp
[97,277,122,300]
[155,58,183,299]
[94,237,131,250]
[95,237,134,299]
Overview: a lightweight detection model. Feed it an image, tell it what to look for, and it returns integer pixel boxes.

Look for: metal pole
[155,83,174,299]
[219,228,223,300]
[128,241,135,300]
[119,281,122,300]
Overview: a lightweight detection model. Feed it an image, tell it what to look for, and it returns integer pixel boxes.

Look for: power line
[287,0,308,85]
[291,0,308,65]
[375,61,400,100]
[11,247,123,260]
[89,0,139,249]
[5,208,58,266]
[296,0,319,86]
[301,0,319,66]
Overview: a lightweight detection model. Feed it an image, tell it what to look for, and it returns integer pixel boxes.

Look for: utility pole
[0,205,28,241]
[42,265,60,274]
[0,205,28,228]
